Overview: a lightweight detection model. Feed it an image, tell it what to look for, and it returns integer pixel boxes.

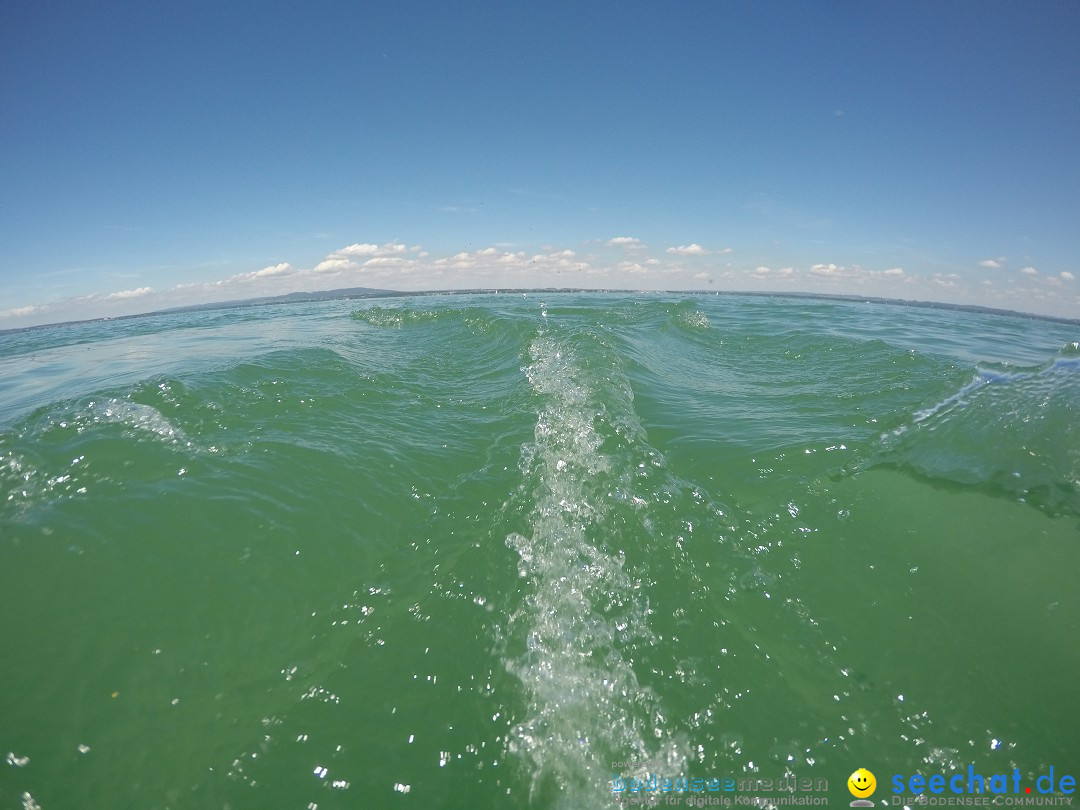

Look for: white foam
[88,398,185,442]
[504,333,686,806]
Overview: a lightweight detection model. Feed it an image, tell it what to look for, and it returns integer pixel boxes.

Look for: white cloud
[105,286,153,300]
[1,304,42,318]
[313,242,410,273]
[798,263,910,286]
[216,263,296,284]
[666,243,707,256]
[254,262,294,278]
[978,259,1003,269]
[607,236,645,249]
[336,243,381,257]
[363,257,409,267]
[751,266,796,279]
[313,257,354,274]
[428,247,586,283]
[335,242,407,258]
[9,237,1080,330]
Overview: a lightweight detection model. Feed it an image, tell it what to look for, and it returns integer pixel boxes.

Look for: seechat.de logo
[891,766,1076,797]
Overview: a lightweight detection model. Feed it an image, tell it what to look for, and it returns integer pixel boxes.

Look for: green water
[1,293,1077,809]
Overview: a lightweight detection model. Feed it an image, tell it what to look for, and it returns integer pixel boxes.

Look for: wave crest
[870,352,1080,516]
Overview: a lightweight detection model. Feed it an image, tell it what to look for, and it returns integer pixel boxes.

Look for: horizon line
[2,287,1078,337]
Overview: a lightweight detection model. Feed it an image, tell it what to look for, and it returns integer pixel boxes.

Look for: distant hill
[154,286,400,314]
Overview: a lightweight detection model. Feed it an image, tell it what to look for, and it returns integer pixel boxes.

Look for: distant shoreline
[2,287,1078,336]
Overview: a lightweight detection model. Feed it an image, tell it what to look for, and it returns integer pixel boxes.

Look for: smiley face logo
[848,768,877,799]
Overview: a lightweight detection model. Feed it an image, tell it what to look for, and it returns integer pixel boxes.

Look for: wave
[865,345,1080,517]
[4,293,1077,807]
[352,303,504,334]
[0,390,193,516]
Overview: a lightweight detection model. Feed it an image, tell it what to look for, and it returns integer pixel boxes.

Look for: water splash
[84,398,186,442]
[503,330,687,807]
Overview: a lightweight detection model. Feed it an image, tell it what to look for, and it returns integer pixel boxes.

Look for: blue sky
[2,0,1079,326]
